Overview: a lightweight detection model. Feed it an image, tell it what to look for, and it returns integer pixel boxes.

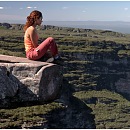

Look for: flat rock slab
[0,54,49,65]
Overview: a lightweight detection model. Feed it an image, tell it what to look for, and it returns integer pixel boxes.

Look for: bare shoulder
[27,26,35,34]
[28,26,35,31]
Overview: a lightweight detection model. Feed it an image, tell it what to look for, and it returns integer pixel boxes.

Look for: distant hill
[43,21,130,34]
[1,21,130,34]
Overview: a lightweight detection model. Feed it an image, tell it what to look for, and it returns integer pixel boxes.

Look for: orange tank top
[24,27,39,52]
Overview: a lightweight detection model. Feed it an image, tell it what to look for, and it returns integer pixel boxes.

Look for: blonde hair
[23,10,42,31]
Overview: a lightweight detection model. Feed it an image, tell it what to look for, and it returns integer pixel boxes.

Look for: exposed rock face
[115,72,130,99]
[62,50,130,101]
[0,23,11,29]
[0,55,63,107]
[0,66,18,99]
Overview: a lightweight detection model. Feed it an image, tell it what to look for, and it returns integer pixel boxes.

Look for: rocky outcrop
[62,48,130,101]
[0,54,63,108]
[0,23,92,34]
[0,66,18,99]
[0,23,11,29]
[115,72,130,99]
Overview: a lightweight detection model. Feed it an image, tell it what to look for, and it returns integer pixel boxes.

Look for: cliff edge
[0,54,63,108]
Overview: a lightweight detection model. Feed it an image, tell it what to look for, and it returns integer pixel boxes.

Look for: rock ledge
[0,54,63,107]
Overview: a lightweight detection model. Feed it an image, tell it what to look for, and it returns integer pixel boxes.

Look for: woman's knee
[47,37,54,42]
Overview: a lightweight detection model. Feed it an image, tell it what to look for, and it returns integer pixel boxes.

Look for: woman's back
[24,26,38,52]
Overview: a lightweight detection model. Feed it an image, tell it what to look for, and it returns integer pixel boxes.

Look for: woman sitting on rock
[23,10,60,62]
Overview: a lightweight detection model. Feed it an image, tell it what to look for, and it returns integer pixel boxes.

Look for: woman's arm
[29,27,38,48]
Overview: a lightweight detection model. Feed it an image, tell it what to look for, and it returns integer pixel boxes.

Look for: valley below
[1,23,130,128]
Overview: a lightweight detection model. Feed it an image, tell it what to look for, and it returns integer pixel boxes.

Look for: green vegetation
[118,50,130,57]
[0,102,64,128]
[74,90,130,129]
[1,24,130,128]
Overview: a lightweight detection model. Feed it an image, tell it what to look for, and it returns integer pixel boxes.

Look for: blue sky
[1,1,130,23]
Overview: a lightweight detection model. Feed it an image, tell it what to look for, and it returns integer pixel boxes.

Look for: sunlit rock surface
[0,54,63,107]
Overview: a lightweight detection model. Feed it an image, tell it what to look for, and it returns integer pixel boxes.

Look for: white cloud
[62,7,68,10]
[27,6,37,9]
[0,7,4,9]
[124,7,128,11]
[27,6,33,9]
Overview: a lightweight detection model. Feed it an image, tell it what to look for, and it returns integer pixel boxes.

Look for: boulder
[0,66,18,99]
[0,54,63,106]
